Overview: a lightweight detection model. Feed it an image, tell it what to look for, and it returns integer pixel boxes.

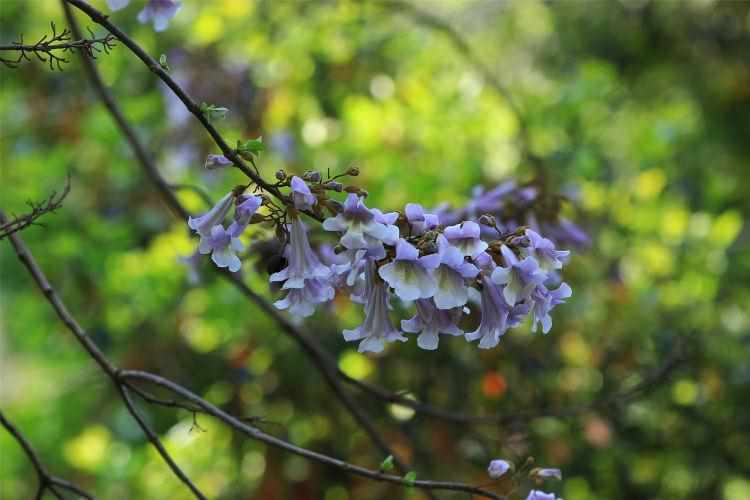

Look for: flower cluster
[107,0,181,32]
[186,170,574,354]
[487,458,564,499]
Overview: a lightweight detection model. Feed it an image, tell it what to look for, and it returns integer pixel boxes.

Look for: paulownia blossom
[378,239,440,301]
[107,0,182,32]
[401,299,464,350]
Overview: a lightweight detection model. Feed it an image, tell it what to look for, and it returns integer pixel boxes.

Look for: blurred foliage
[1,1,749,499]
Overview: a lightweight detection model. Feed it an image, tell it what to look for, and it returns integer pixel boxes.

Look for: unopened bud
[325,181,344,192]
[479,214,497,227]
[304,170,322,183]
[275,169,286,181]
[347,166,360,176]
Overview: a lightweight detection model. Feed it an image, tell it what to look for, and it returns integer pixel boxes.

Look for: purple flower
[524,229,569,271]
[188,192,234,237]
[401,299,463,350]
[204,154,232,170]
[526,490,560,500]
[270,217,331,289]
[290,176,317,210]
[533,468,563,481]
[323,194,399,259]
[344,261,406,353]
[137,0,181,32]
[198,224,243,272]
[443,221,488,258]
[487,459,511,479]
[107,0,130,10]
[228,194,262,238]
[491,246,547,306]
[274,278,334,318]
[178,251,202,285]
[530,283,572,334]
[378,239,440,301]
[431,236,478,310]
[405,203,439,236]
[465,276,510,349]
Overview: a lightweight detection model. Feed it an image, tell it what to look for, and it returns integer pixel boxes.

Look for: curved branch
[0,176,70,240]
[0,410,94,500]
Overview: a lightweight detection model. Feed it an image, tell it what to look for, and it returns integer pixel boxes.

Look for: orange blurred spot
[584,415,612,448]
[482,372,508,399]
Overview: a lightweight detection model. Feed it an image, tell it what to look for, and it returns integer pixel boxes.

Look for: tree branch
[0,176,70,240]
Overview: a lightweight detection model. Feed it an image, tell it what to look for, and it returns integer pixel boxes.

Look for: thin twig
[0,410,94,500]
[0,175,70,240]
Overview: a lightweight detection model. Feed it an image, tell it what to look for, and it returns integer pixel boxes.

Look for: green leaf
[200,102,229,122]
[379,455,394,472]
[236,137,265,160]
[158,54,170,72]
[404,471,417,486]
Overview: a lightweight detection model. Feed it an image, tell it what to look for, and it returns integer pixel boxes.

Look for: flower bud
[325,181,344,192]
[304,170,322,183]
[479,214,497,227]
[347,166,360,176]
[275,169,287,181]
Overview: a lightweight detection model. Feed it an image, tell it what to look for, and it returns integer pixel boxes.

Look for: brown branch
[3,212,504,500]
[0,176,70,240]
[0,409,94,500]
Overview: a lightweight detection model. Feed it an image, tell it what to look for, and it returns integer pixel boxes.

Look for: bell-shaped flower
[137,0,181,32]
[378,239,440,301]
[524,229,569,271]
[188,192,234,237]
[198,224,243,272]
[431,236,479,310]
[290,176,317,210]
[274,277,334,318]
[270,217,331,289]
[204,153,232,169]
[323,194,399,259]
[443,221,488,258]
[491,245,547,306]
[405,203,440,236]
[401,299,463,350]
[526,490,560,500]
[487,459,512,479]
[344,262,406,353]
[530,283,572,334]
[228,194,262,238]
[465,276,510,349]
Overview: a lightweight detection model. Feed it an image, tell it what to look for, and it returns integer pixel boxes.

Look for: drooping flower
[290,176,317,210]
[526,490,560,500]
[378,239,440,301]
[443,221,488,258]
[198,224,243,272]
[401,299,463,350]
[270,217,331,289]
[107,0,130,10]
[188,192,234,237]
[323,194,398,259]
[274,278,334,318]
[228,194,262,238]
[487,459,512,479]
[404,203,439,236]
[465,276,510,349]
[529,283,572,334]
[204,154,232,169]
[137,0,181,32]
[491,245,547,306]
[524,229,569,271]
[431,236,478,310]
[343,261,406,353]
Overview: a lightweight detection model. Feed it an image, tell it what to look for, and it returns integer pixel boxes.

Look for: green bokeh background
[1,1,749,499]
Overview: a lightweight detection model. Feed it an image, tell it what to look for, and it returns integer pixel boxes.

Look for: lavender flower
[204,154,232,169]
[107,0,130,10]
[378,239,440,301]
[178,251,202,285]
[443,221,488,258]
[405,203,439,236]
[526,491,561,500]
[465,276,509,349]
[401,299,463,350]
[524,229,570,271]
[491,245,547,306]
[431,236,478,310]
[533,468,563,481]
[228,194,262,238]
[270,217,331,289]
[530,283,572,334]
[274,278,334,318]
[198,225,243,272]
[290,176,317,211]
[487,459,511,479]
[323,194,399,259]
[188,192,234,237]
[344,261,406,353]
[137,0,181,32]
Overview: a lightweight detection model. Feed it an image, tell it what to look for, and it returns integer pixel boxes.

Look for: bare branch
[0,410,94,500]
[0,21,115,71]
[0,176,70,240]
